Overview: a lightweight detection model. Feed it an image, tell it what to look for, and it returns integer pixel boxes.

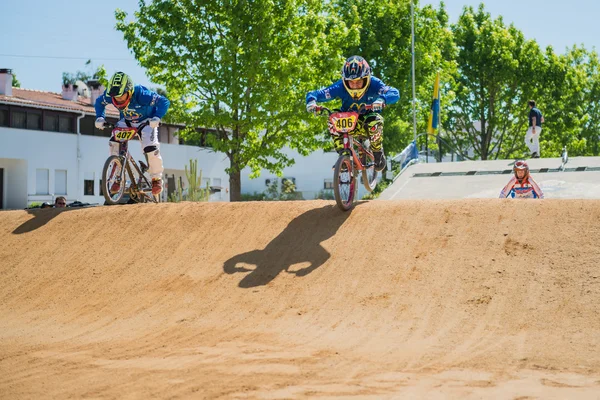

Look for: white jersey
[499,176,544,199]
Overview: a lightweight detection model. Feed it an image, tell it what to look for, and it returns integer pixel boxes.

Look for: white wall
[241,148,371,200]
[0,126,230,208]
[0,158,27,209]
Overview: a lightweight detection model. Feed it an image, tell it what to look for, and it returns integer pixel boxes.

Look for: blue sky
[2,0,599,93]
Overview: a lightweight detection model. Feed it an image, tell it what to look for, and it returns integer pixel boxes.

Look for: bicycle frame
[103,122,156,204]
[314,105,380,210]
[117,140,152,198]
[339,132,375,171]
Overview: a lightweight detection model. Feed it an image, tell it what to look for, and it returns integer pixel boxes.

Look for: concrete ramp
[381,157,600,200]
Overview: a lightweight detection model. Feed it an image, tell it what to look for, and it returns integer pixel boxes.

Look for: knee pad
[363,113,384,144]
[108,140,120,156]
[363,113,384,133]
[144,145,158,154]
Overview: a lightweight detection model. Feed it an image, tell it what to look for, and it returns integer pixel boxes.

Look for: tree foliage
[335,0,456,154]
[115,0,600,200]
[11,73,21,88]
[116,0,358,200]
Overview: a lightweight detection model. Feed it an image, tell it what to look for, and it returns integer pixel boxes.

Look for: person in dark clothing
[525,100,544,158]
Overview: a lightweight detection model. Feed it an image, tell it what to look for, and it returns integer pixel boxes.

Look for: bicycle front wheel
[102,155,126,205]
[333,155,356,211]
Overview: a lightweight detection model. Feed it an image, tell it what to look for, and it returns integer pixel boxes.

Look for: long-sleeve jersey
[95,84,170,122]
[306,77,399,113]
[499,176,544,199]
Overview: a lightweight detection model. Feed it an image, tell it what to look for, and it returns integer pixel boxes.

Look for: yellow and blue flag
[427,72,440,135]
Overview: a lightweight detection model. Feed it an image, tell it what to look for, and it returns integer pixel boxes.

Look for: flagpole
[411,0,417,142]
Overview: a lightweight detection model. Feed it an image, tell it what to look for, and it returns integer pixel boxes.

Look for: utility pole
[411,0,417,142]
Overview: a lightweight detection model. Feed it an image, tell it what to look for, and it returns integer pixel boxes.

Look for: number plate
[113,129,136,141]
[329,112,359,133]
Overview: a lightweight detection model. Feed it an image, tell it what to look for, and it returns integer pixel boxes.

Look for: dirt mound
[1,200,600,398]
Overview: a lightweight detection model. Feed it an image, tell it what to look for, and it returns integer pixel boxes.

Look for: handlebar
[103,121,151,131]
[313,103,379,116]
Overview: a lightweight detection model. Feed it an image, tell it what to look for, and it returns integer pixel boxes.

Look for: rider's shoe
[152,178,163,195]
[110,182,121,194]
[374,151,386,172]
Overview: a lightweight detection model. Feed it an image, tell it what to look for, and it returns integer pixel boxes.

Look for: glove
[149,116,161,128]
[372,98,385,112]
[95,117,106,129]
[306,100,317,114]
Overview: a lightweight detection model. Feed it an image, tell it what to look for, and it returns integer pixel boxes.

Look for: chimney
[0,68,13,96]
[61,84,78,102]
[87,79,105,106]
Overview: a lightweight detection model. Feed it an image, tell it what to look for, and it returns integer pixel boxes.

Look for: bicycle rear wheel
[102,155,126,205]
[333,155,356,211]
[361,151,379,192]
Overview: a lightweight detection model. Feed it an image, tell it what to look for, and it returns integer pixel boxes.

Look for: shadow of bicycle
[223,204,357,288]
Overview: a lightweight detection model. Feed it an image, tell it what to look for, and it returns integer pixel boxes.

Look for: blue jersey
[306,77,399,113]
[95,84,170,122]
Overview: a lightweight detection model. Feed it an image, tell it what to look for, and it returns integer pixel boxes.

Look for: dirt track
[1,200,600,399]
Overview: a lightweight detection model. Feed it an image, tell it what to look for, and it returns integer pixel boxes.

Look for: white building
[240,147,372,201]
[0,69,230,209]
[0,68,369,209]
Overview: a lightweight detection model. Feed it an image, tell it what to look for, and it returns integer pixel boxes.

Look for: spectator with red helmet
[306,56,399,172]
[499,160,544,198]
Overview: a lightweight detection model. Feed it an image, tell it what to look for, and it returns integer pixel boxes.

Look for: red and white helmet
[513,159,529,181]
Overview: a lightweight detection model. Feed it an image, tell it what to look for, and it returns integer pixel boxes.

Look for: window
[55,170,67,195]
[324,179,334,189]
[59,115,73,133]
[27,111,41,130]
[11,109,42,130]
[0,107,8,127]
[12,110,26,129]
[81,115,115,137]
[80,115,96,135]
[36,169,49,195]
[84,172,95,196]
[44,114,58,131]
[84,180,94,196]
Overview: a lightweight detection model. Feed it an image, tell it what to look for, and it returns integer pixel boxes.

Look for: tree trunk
[229,167,242,202]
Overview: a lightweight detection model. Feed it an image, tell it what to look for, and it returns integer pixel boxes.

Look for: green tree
[12,73,21,88]
[116,0,358,201]
[537,46,592,157]
[445,4,543,160]
[335,0,457,155]
[62,60,108,87]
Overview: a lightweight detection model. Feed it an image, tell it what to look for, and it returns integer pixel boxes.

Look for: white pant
[525,126,542,155]
[109,119,163,180]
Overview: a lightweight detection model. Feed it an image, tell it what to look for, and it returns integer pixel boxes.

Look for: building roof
[0,87,120,117]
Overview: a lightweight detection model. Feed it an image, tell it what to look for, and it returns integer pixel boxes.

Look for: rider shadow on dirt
[223,203,361,288]
[12,207,80,235]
